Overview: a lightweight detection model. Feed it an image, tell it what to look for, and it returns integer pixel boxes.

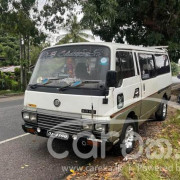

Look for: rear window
[154,54,170,75]
[139,54,156,80]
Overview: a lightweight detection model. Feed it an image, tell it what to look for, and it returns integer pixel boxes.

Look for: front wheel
[113,121,136,156]
[155,97,167,121]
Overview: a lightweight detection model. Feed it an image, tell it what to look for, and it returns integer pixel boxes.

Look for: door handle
[143,84,145,91]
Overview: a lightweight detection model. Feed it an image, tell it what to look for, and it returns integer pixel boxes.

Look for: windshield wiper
[59,84,71,91]
[30,83,41,89]
[82,80,102,83]
[30,82,51,89]
[30,80,103,90]
[29,77,63,89]
[58,80,93,91]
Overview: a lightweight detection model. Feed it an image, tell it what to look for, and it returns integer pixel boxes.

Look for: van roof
[44,42,167,53]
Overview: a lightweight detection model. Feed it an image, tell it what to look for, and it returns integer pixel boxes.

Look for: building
[0,66,20,73]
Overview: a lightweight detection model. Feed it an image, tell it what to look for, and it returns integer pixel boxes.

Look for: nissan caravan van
[22,43,172,155]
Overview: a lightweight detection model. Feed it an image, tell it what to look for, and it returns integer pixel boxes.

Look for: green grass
[0,90,23,96]
[122,111,180,180]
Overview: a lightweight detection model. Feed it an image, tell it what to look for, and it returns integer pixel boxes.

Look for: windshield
[29,45,110,88]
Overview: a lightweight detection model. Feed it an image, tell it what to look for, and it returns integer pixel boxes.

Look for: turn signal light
[26,128,36,134]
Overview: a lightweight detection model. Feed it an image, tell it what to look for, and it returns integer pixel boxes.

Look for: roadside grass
[122,111,180,180]
[0,90,23,96]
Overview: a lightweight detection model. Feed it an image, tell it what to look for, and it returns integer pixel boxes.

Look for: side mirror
[106,71,118,88]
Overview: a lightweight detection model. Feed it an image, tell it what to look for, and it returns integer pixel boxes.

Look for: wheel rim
[163,103,167,117]
[124,125,134,149]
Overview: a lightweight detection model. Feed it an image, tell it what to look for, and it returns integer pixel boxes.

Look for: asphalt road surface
[0,96,92,180]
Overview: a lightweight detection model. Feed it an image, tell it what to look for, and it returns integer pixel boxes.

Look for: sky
[37,0,46,10]
[36,0,102,45]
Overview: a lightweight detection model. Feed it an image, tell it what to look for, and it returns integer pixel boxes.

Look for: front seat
[75,63,89,80]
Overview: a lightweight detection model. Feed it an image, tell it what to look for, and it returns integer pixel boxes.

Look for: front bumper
[22,123,113,149]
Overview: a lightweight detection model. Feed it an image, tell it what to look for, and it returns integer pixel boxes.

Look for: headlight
[23,112,37,122]
[95,124,106,133]
[83,124,93,130]
[23,112,30,121]
[30,114,37,121]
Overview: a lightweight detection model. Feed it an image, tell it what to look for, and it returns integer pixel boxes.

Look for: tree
[0,0,46,90]
[80,0,180,62]
[57,15,94,44]
[40,0,77,32]
[0,29,20,66]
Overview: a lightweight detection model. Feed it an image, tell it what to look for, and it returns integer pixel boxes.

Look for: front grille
[37,114,82,135]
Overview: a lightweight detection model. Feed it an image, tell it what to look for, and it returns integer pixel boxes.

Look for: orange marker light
[28,104,37,108]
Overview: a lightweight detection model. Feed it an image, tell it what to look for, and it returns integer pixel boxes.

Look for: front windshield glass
[30,45,110,88]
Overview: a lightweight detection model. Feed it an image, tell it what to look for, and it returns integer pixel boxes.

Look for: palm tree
[56,15,94,44]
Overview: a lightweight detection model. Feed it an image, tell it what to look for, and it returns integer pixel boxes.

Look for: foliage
[0,0,46,43]
[0,90,22,95]
[57,15,94,44]
[80,0,180,62]
[171,62,179,76]
[0,0,47,90]
[40,0,77,32]
[168,42,180,63]
[14,68,21,81]
[0,29,20,66]
[0,71,20,91]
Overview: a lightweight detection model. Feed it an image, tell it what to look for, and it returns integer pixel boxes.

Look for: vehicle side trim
[110,85,170,119]
[110,100,141,118]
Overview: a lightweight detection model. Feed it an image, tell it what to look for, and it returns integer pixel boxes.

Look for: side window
[139,54,156,80]
[116,51,135,85]
[155,54,170,75]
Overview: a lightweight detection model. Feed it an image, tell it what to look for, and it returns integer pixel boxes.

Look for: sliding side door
[138,53,159,120]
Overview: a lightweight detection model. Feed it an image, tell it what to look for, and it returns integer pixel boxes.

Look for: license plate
[47,131,69,140]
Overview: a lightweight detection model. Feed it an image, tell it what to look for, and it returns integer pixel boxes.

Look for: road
[0,97,24,141]
[0,96,92,180]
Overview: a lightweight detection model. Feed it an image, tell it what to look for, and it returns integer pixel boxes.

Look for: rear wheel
[113,120,136,156]
[155,97,167,121]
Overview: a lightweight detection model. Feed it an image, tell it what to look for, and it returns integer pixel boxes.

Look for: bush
[171,62,179,76]
[0,71,20,91]
[11,80,19,91]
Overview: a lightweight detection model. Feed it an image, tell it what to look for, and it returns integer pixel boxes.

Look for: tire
[155,97,167,121]
[113,120,136,156]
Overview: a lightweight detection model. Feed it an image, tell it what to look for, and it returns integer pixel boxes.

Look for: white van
[22,43,172,154]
